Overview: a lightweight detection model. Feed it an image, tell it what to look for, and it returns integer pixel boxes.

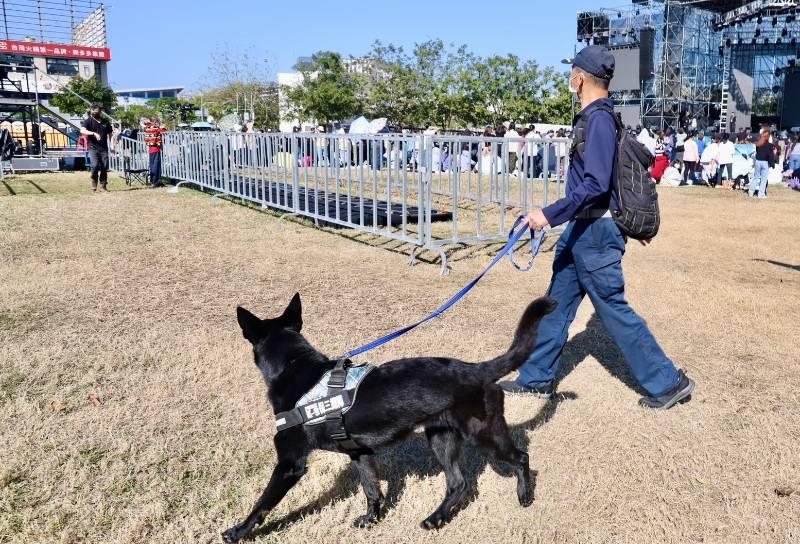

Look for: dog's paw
[420,513,448,530]
[518,488,534,508]
[221,524,250,543]
[518,480,535,507]
[352,514,378,529]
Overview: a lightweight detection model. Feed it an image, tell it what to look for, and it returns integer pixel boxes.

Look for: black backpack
[571,104,660,240]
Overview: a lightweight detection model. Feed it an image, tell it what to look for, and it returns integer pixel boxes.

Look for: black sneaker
[499,380,554,400]
[638,370,695,411]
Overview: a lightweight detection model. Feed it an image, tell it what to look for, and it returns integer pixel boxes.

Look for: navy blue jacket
[542,98,619,227]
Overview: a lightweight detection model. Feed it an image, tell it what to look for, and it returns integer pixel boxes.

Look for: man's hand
[93,132,101,140]
[638,238,653,247]
[526,209,549,231]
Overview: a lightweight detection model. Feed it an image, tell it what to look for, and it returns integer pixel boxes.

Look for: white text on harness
[303,394,345,420]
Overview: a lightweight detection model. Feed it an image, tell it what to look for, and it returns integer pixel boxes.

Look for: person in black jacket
[749,130,774,199]
[80,105,112,192]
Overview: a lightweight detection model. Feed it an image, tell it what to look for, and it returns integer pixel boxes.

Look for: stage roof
[633,1,752,13]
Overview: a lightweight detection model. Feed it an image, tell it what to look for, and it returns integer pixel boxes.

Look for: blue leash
[343,215,546,359]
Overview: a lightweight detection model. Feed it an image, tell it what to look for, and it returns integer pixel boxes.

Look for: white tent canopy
[348,116,387,134]
[348,116,369,134]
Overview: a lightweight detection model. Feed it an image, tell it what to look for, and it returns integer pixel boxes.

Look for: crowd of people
[635,124,799,199]
[282,122,571,179]
[101,107,800,198]
[278,121,800,198]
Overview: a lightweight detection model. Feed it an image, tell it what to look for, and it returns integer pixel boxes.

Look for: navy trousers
[517,218,680,397]
[149,151,161,186]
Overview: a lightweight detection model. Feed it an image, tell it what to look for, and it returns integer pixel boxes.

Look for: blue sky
[106,0,614,91]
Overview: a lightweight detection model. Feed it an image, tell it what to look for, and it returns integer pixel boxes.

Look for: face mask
[568,74,581,95]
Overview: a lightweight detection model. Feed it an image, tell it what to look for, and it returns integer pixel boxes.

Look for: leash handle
[507,214,545,272]
[343,213,544,360]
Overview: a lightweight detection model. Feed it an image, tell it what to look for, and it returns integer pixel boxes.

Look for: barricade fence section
[109,134,148,174]
[110,131,569,272]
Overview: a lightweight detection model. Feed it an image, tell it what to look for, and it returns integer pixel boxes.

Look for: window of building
[131,91,147,98]
[46,58,79,76]
[0,54,33,67]
[162,90,177,98]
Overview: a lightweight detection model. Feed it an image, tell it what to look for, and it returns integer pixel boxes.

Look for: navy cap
[562,45,615,81]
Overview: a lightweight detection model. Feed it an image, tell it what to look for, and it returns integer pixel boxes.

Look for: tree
[148,97,198,129]
[535,69,573,125]
[412,40,474,130]
[115,104,156,128]
[200,47,280,131]
[458,57,572,127]
[283,51,363,127]
[50,76,117,116]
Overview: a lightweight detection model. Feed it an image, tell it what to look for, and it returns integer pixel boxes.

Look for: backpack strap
[570,103,622,164]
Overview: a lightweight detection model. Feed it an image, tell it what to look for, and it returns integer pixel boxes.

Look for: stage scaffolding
[578,1,720,130]
[577,0,800,131]
[719,8,800,131]
[0,1,107,48]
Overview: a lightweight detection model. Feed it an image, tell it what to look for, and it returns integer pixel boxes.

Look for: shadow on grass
[170,181,560,271]
[245,314,644,538]
[554,313,648,397]
[753,258,800,272]
[27,180,47,193]
[248,390,578,539]
[1,179,15,195]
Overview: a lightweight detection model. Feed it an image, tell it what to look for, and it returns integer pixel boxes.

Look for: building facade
[115,87,185,108]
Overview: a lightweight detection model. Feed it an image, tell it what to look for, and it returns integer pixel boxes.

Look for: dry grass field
[1,171,798,544]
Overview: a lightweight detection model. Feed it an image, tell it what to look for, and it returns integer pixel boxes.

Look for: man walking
[499,45,694,411]
[144,118,166,188]
[80,104,112,192]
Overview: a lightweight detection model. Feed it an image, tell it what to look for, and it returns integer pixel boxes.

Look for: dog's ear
[236,306,264,344]
[279,292,302,332]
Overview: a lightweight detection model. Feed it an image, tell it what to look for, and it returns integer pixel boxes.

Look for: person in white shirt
[478,142,504,175]
[716,133,735,188]
[430,144,441,173]
[700,135,720,187]
[522,126,541,178]
[458,143,475,172]
[336,126,349,166]
[637,127,657,156]
[787,135,800,171]
[506,122,521,175]
[661,160,683,186]
[675,128,687,166]
[681,132,700,185]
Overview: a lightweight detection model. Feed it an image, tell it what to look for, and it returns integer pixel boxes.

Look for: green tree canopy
[147,97,198,129]
[283,51,363,127]
[201,82,278,131]
[50,76,117,117]
[115,104,156,128]
[356,41,573,130]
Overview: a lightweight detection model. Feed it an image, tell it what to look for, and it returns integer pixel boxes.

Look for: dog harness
[274,359,374,452]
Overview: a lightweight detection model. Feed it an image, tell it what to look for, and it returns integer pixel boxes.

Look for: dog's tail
[478,296,557,384]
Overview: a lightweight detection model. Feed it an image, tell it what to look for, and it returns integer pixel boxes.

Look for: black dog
[223,293,556,542]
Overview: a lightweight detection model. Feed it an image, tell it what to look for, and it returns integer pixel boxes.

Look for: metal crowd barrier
[111,131,568,274]
[109,134,148,174]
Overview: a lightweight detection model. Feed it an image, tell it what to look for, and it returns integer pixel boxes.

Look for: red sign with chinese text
[0,39,111,61]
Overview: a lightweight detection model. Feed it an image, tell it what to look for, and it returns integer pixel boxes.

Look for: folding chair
[123,156,150,186]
